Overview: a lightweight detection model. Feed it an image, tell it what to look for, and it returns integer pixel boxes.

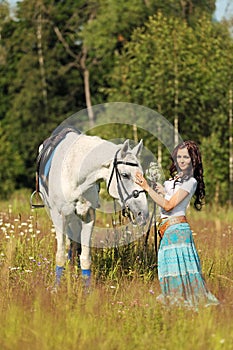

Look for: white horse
[34,127,149,284]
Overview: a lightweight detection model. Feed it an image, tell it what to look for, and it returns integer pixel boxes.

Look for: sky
[9,0,233,21]
[214,0,233,20]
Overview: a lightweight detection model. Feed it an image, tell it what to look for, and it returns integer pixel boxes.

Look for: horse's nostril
[138,211,142,217]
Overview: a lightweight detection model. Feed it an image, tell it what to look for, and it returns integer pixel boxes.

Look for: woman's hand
[135,172,149,192]
[153,182,165,196]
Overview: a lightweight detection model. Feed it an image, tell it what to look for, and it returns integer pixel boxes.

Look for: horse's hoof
[81,269,91,289]
[50,285,58,294]
[56,265,65,285]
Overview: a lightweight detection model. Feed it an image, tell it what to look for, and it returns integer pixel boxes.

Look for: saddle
[36,126,81,195]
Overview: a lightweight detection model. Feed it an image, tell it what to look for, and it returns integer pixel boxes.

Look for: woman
[135,140,219,308]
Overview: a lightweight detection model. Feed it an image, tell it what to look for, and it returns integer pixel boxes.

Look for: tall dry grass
[0,191,233,350]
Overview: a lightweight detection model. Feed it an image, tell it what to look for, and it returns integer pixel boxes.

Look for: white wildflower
[146,161,162,185]
[21,222,28,226]
[9,267,20,271]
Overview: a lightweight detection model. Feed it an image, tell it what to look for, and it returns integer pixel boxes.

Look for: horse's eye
[121,172,129,179]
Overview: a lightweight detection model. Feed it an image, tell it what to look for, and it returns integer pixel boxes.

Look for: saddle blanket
[37,126,81,194]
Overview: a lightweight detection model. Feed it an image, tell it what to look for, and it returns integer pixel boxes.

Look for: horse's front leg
[50,208,67,285]
[80,208,95,287]
[55,231,67,284]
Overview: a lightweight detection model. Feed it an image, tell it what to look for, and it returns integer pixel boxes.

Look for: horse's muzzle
[123,206,148,226]
[136,212,148,226]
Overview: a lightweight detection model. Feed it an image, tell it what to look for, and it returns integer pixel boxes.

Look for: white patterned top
[160,177,197,218]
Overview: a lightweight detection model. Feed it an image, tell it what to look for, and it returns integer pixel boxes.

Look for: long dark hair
[169,140,205,210]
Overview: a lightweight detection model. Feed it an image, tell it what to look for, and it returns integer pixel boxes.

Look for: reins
[108,149,159,267]
[144,202,158,267]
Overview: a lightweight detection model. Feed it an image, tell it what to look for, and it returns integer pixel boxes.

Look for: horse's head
[106,140,149,226]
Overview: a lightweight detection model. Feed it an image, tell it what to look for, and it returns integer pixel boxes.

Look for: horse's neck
[70,135,118,183]
[88,139,118,181]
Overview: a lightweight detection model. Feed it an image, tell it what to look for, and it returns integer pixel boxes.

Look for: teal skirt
[157,223,219,308]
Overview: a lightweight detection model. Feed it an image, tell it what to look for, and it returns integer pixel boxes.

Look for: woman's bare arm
[135,172,189,212]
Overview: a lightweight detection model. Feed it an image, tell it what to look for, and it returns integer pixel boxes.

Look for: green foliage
[201,134,230,204]
[1,0,87,187]
[0,0,232,204]
[0,126,23,198]
[105,13,233,203]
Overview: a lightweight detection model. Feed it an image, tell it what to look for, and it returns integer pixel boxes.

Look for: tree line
[0,0,232,205]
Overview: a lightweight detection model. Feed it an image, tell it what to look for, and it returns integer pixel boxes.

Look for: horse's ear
[132,139,143,157]
[120,139,130,158]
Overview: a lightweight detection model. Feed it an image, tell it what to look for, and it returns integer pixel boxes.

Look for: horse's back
[40,132,107,215]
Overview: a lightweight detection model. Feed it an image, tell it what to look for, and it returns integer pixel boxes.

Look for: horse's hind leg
[65,214,82,267]
[68,240,81,266]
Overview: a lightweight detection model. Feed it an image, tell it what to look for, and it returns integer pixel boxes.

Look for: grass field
[0,190,233,350]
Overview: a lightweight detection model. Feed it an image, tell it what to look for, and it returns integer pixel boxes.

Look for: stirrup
[30,190,45,209]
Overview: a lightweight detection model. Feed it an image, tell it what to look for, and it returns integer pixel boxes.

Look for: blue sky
[9,0,233,21]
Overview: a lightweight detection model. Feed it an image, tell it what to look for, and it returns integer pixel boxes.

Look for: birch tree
[105,14,233,203]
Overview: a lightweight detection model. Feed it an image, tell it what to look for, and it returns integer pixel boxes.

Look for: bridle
[107,149,146,215]
[107,149,158,265]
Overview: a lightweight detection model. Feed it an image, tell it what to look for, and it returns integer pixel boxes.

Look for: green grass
[0,190,233,350]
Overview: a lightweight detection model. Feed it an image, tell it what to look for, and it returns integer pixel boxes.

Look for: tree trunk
[133,123,138,143]
[157,104,162,165]
[229,88,233,204]
[36,11,48,111]
[214,181,220,204]
[53,25,95,128]
[173,33,179,147]
[80,45,94,128]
